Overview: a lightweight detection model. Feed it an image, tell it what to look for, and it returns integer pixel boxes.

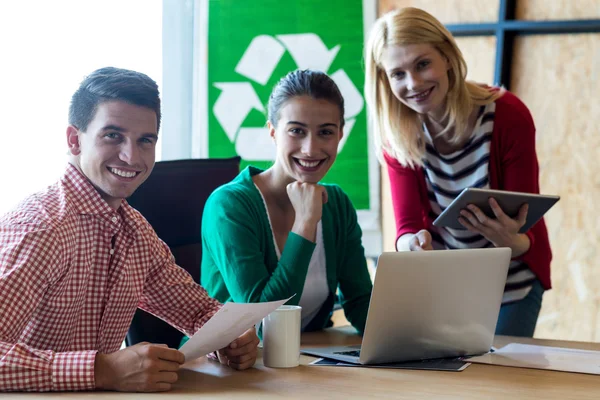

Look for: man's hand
[94,342,185,392]
[216,327,260,370]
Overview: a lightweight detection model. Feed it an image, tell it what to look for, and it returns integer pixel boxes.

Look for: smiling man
[0,67,259,393]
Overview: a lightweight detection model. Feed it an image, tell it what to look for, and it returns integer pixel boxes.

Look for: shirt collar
[61,164,144,233]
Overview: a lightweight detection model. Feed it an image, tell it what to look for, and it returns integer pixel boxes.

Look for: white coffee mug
[262,305,302,368]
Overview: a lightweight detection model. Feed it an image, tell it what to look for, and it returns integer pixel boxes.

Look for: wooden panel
[516,0,600,20]
[455,36,496,83]
[511,34,600,342]
[379,0,499,22]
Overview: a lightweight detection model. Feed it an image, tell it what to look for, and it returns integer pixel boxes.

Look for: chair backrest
[125,157,241,348]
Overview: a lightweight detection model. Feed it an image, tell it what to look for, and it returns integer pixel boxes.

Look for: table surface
[4,326,600,399]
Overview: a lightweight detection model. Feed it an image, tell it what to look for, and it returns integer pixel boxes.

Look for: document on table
[466,343,600,375]
[309,357,470,371]
[180,296,293,362]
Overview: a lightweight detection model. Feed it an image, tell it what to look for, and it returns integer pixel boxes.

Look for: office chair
[125,157,241,349]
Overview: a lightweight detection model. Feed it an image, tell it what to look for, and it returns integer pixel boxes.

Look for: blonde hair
[365,7,502,168]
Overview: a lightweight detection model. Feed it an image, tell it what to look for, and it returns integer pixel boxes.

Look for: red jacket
[384,90,552,290]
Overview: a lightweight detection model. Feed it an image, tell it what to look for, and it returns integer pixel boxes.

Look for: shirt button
[111,216,118,223]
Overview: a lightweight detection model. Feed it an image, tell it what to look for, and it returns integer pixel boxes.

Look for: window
[0,0,162,214]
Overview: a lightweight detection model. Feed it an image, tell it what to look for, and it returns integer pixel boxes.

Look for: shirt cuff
[51,350,97,391]
[280,232,316,268]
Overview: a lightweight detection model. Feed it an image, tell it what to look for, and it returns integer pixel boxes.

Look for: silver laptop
[302,248,511,365]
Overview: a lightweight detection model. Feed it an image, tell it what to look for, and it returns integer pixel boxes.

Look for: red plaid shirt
[0,164,222,391]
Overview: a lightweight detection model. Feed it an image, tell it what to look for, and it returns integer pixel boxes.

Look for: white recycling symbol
[213,33,364,161]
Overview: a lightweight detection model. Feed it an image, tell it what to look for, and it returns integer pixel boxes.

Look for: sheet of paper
[180,296,293,362]
[467,343,600,375]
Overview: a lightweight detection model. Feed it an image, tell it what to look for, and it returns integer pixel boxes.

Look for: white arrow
[236,127,276,161]
[331,69,364,119]
[213,82,264,142]
[338,118,356,153]
[276,33,340,72]
[235,35,286,85]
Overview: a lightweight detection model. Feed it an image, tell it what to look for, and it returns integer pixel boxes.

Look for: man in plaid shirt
[0,67,259,392]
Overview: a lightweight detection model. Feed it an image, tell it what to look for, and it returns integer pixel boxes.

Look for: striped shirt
[423,103,536,304]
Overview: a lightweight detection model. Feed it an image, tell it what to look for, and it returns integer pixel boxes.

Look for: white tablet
[432,188,560,233]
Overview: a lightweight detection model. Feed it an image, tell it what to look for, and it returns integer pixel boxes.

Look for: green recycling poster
[206,0,372,212]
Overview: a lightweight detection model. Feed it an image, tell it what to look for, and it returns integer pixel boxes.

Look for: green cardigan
[200,166,372,334]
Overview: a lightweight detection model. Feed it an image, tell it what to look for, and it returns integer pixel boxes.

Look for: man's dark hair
[268,69,345,128]
[69,67,161,132]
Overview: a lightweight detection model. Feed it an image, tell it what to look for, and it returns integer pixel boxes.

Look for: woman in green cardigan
[201,70,373,334]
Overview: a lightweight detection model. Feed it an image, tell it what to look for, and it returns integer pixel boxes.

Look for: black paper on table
[310,357,470,371]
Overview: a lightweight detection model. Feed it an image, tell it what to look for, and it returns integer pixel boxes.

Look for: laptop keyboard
[333,350,361,357]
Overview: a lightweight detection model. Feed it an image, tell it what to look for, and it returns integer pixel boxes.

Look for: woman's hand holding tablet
[457,197,532,257]
[432,188,560,256]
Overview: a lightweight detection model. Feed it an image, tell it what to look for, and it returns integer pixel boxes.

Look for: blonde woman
[365,7,551,337]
